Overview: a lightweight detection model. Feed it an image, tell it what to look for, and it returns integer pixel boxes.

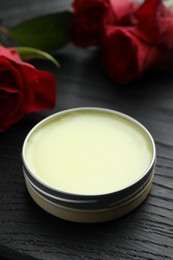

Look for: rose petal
[0,88,23,117]
[134,0,173,47]
[0,46,21,63]
[102,26,158,84]
[109,0,139,25]
[29,69,56,112]
[12,60,56,112]
[0,57,24,91]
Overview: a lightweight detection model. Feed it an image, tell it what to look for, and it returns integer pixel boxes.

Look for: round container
[22,107,156,223]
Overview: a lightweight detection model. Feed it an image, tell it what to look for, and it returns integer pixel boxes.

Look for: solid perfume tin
[22,107,156,223]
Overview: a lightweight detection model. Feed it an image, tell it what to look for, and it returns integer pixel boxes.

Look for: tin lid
[22,107,156,210]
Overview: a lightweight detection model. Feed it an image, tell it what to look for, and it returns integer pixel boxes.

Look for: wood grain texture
[0,1,173,260]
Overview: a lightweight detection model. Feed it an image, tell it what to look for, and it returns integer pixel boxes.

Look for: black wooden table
[0,1,173,259]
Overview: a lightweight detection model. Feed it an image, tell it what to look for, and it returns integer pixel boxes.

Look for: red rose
[102,26,173,84]
[134,0,173,48]
[72,0,112,47]
[71,0,136,47]
[0,46,56,132]
[101,0,173,84]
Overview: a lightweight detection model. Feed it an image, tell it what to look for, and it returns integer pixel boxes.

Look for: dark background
[0,1,173,259]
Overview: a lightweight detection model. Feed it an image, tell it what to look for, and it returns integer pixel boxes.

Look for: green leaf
[0,33,7,46]
[14,46,60,68]
[0,26,8,46]
[9,11,71,52]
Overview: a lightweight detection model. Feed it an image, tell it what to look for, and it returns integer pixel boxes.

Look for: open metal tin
[22,107,156,223]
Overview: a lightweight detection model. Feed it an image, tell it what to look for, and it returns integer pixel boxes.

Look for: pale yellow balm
[25,109,153,196]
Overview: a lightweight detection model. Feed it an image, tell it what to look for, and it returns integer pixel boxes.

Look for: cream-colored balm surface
[25,111,153,195]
